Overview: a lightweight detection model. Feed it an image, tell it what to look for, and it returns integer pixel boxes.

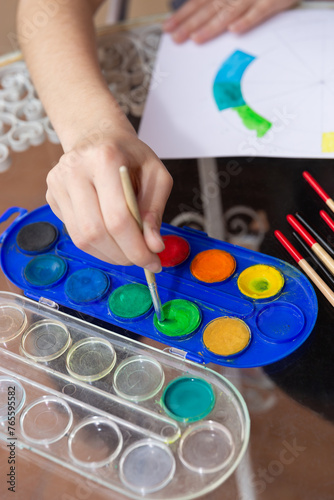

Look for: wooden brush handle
[119,165,155,285]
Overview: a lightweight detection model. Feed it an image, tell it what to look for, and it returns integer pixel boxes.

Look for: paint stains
[190,249,236,283]
[108,283,152,319]
[237,264,284,299]
[203,317,250,356]
[154,299,201,337]
[158,235,190,267]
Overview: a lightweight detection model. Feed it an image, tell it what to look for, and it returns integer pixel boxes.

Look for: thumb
[143,211,165,254]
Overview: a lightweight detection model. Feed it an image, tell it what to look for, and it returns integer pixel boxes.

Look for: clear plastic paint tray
[0,205,318,367]
[0,291,250,500]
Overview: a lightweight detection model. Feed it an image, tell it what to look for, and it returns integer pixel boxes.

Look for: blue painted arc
[213,50,255,111]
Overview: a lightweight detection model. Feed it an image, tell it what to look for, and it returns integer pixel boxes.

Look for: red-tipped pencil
[295,212,334,258]
[287,214,334,276]
[275,230,334,307]
[320,210,334,233]
[303,171,334,213]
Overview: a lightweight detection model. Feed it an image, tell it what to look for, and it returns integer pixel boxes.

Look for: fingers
[65,175,132,265]
[94,163,163,272]
[46,139,172,272]
[163,0,251,43]
[47,170,126,264]
[139,162,173,254]
[190,1,251,43]
[163,0,208,33]
[163,0,298,44]
[229,0,298,33]
[165,1,220,44]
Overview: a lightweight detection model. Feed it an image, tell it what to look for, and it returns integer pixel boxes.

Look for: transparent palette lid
[0,291,250,500]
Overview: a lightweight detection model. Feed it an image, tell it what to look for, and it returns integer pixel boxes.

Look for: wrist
[57,88,136,152]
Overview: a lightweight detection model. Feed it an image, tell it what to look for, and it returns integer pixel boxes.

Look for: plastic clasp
[164,347,206,365]
[0,207,28,244]
[38,297,59,310]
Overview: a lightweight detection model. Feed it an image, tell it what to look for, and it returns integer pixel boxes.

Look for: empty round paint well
[65,268,109,303]
[16,222,58,253]
[153,299,201,338]
[203,317,251,357]
[0,304,27,343]
[20,396,73,445]
[108,283,152,319]
[256,303,305,342]
[120,439,175,494]
[20,319,72,362]
[68,417,122,468]
[24,254,67,287]
[190,249,236,283]
[113,356,165,401]
[179,420,235,473]
[237,264,284,299]
[158,235,190,267]
[161,377,215,423]
[0,376,26,423]
[66,337,116,382]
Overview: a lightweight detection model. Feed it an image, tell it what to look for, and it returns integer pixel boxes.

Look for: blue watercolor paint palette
[0,205,318,368]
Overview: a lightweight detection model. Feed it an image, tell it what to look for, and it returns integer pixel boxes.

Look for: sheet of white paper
[139,10,334,159]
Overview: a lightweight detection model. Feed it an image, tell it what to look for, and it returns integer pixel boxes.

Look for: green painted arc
[234,105,272,138]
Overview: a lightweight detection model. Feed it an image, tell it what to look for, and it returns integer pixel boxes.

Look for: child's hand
[46,129,172,272]
[18,0,172,271]
[163,0,299,43]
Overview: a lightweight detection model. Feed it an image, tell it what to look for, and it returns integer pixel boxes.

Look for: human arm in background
[163,0,300,43]
[17,0,173,271]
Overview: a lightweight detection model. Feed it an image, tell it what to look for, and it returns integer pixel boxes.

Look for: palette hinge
[38,297,59,310]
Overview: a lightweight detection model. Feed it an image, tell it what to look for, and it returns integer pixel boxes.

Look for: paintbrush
[292,231,334,288]
[287,214,334,276]
[303,171,334,213]
[119,165,165,322]
[320,210,334,233]
[275,230,334,307]
[294,212,334,259]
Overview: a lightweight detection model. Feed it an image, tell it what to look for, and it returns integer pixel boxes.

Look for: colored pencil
[287,214,334,276]
[303,171,334,213]
[295,212,334,259]
[292,231,334,288]
[119,166,165,322]
[320,210,334,233]
[275,230,334,307]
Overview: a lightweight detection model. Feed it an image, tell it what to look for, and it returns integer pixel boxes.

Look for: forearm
[17,0,133,151]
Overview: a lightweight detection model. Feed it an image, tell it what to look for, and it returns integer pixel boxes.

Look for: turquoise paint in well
[24,254,67,287]
[161,377,215,422]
